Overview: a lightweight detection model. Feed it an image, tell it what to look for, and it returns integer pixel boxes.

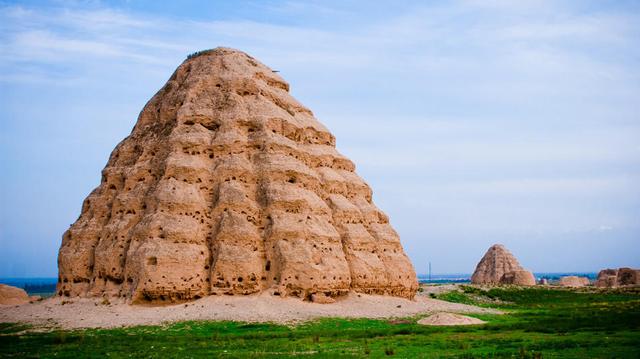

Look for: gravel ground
[0,292,500,330]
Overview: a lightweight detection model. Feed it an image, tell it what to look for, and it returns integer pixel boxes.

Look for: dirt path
[0,292,500,330]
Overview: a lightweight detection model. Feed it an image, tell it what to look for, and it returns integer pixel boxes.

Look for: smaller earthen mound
[0,284,31,306]
[558,276,590,287]
[417,312,486,326]
[471,244,535,286]
[501,270,536,286]
[596,268,640,288]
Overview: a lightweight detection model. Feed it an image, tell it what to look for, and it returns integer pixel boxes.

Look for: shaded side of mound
[417,312,486,326]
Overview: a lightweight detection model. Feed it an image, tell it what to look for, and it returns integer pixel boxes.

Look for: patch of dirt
[417,312,486,326]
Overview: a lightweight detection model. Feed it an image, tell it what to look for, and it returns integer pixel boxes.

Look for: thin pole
[429,262,432,283]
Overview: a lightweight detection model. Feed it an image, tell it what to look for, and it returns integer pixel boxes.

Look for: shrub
[187,49,215,60]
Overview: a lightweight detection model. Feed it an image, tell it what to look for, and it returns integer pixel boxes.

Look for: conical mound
[470,244,533,285]
[57,47,418,303]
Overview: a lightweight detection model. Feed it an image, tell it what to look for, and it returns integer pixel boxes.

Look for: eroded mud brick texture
[57,48,418,303]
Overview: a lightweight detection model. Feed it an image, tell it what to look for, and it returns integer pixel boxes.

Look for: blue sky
[1,0,639,277]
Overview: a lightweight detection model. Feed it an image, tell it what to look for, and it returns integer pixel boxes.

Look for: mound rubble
[56,47,418,304]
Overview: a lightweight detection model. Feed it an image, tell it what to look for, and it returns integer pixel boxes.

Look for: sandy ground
[0,292,500,330]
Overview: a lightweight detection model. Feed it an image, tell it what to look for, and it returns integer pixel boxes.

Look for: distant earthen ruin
[558,276,590,287]
[56,47,418,303]
[595,268,640,288]
[471,244,535,286]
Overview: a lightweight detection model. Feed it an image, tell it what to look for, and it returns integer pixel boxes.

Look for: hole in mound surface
[202,122,220,132]
[147,257,158,265]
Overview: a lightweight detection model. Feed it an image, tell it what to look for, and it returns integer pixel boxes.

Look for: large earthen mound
[57,47,418,303]
[0,284,30,306]
[471,244,535,286]
[595,268,640,288]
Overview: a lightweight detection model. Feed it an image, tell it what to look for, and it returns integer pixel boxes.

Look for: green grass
[1,287,639,358]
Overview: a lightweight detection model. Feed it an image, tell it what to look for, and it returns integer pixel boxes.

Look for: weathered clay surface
[595,268,640,288]
[57,47,418,303]
[558,276,590,287]
[471,244,535,286]
[0,284,30,306]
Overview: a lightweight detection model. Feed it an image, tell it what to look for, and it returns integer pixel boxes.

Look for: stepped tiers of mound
[471,244,535,286]
[0,284,31,306]
[558,276,590,287]
[56,47,418,303]
[595,268,640,288]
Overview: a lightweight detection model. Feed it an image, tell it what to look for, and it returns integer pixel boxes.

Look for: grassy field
[1,286,639,358]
